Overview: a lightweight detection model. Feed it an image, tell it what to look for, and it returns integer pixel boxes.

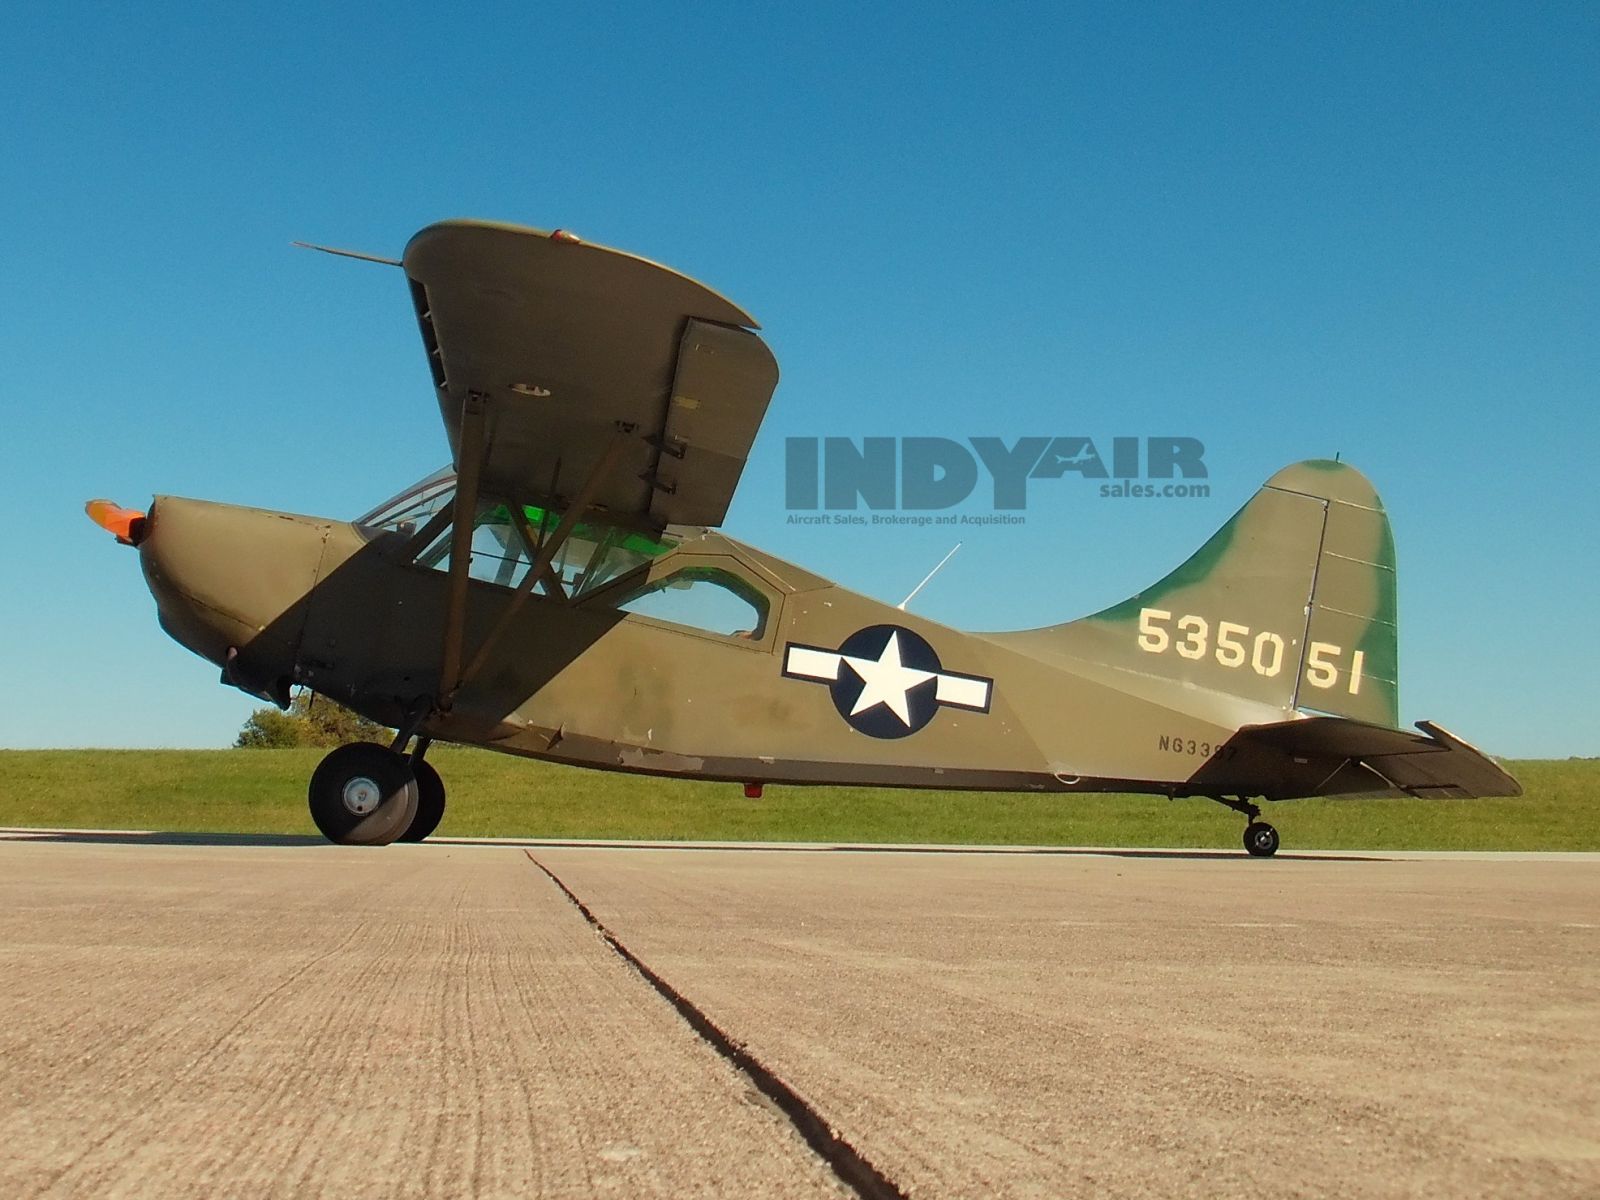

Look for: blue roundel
[829,625,945,738]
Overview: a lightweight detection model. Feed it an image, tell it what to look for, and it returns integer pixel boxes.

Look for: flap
[650,320,780,527]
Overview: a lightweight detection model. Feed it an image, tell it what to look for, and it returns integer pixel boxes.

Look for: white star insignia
[840,631,935,726]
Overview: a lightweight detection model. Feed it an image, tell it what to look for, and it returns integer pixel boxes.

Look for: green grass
[1,750,1596,850]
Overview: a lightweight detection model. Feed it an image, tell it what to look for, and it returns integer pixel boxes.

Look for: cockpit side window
[419,502,676,597]
[357,472,676,598]
[613,565,771,640]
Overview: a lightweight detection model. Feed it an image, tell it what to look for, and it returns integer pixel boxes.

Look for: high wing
[402,220,779,529]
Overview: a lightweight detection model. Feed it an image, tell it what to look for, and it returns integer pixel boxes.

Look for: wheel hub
[342,775,382,815]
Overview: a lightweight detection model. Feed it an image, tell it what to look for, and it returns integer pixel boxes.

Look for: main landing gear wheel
[1243,821,1280,858]
[398,758,446,843]
[308,742,419,846]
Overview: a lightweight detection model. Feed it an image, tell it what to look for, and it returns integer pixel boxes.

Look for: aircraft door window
[373,486,676,599]
[615,566,770,641]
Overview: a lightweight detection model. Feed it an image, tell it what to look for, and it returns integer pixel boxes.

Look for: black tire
[398,759,446,843]
[308,742,419,846]
[1243,820,1280,858]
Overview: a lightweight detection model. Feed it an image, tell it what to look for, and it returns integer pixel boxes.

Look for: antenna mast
[896,542,963,611]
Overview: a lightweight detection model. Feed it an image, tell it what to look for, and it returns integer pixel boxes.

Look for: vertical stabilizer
[1014,460,1399,726]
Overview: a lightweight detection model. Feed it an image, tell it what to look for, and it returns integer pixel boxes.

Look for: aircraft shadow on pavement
[0,830,1390,861]
[440,838,1392,863]
[1,830,326,848]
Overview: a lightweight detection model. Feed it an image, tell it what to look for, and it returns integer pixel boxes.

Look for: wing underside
[402,220,779,529]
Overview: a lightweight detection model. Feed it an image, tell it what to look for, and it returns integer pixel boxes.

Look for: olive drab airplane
[86,220,1520,855]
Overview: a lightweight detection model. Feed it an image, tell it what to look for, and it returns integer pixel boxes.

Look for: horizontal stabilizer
[1217,717,1522,800]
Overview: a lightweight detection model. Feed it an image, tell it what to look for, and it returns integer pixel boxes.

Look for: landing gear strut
[1208,795,1280,858]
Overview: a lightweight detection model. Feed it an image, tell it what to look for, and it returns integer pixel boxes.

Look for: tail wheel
[398,759,446,843]
[1243,821,1280,858]
[308,742,419,846]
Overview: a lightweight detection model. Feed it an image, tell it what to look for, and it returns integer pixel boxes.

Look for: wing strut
[438,392,489,711]
[442,425,633,708]
[402,496,456,561]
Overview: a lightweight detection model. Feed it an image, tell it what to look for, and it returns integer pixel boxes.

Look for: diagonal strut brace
[508,497,568,601]
[443,427,632,708]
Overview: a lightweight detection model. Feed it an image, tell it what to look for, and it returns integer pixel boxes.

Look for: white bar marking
[785,646,842,682]
[936,674,990,709]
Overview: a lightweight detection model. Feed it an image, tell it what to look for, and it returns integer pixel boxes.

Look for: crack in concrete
[524,850,908,1200]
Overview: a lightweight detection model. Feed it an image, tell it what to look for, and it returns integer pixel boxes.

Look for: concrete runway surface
[1,834,1596,1198]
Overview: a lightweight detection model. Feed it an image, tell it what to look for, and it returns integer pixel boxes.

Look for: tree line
[236,692,391,748]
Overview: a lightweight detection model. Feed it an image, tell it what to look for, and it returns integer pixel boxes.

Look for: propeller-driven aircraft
[86,220,1519,855]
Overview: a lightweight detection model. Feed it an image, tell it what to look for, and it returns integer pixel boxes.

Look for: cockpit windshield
[358,469,677,599]
[358,467,456,538]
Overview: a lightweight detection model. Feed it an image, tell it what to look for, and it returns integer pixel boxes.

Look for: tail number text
[1136,607,1366,694]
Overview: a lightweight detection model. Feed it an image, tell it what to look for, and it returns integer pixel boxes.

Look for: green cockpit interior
[358,470,770,640]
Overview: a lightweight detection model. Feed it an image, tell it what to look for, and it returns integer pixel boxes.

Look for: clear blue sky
[1,2,1594,755]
